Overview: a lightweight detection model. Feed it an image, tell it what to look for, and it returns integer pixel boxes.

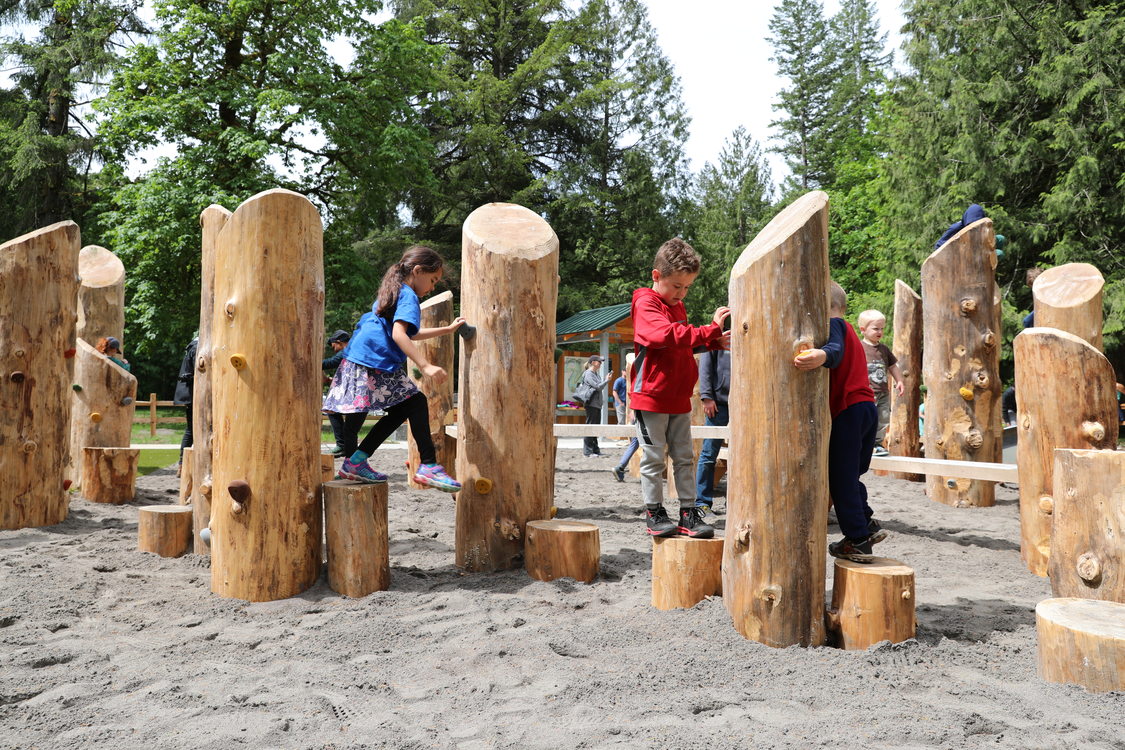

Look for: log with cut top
[1032,262,1105,351]
[885,280,923,481]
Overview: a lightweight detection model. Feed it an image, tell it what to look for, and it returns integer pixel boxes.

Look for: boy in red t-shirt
[630,238,730,538]
[793,281,887,561]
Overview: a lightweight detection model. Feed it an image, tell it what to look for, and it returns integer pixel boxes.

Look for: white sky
[642,0,906,180]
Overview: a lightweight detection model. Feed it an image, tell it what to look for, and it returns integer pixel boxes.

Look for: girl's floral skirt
[322,358,418,414]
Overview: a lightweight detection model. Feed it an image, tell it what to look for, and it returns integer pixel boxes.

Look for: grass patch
[138,448,180,476]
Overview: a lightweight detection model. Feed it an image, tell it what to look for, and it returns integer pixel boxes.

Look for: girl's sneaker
[414,463,461,493]
[338,459,387,484]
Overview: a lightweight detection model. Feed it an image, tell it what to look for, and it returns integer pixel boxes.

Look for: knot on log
[1022,415,1032,430]
[1081,421,1105,443]
[965,430,983,449]
[901,589,912,600]
[1076,552,1101,583]
[21,440,37,454]
[981,330,997,348]
[959,298,977,315]
[959,386,974,401]
[197,356,207,373]
[199,483,212,497]
[1038,496,1054,515]
[494,519,520,541]
[735,523,752,549]
[10,371,25,383]
[229,353,248,371]
[760,585,783,607]
[14,348,25,358]
[973,371,989,389]
[90,412,102,423]
[225,301,236,319]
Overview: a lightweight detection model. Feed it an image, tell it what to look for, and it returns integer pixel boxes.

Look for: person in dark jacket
[322,329,359,457]
[173,337,197,475]
[694,349,730,514]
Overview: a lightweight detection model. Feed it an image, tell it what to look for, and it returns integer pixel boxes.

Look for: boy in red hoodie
[630,238,730,538]
[793,281,888,561]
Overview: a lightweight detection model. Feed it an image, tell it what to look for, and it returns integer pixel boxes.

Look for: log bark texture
[921,218,1001,507]
[193,204,231,554]
[455,203,559,573]
[323,480,389,597]
[723,190,830,647]
[0,221,80,530]
[886,280,923,481]
[137,505,193,557]
[408,290,456,487]
[827,557,916,649]
[1033,262,1104,351]
[81,447,139,504]
[75,244,125,346]
[524,520,600,583]
[320,452,335,482]
[652,536,723,610]
[1050,449,1125,603]
[67,338,138,486]
[179,446,194,505]
[1036,597,1125,692]
[1014,329,1118,576]
[209,189,324,601]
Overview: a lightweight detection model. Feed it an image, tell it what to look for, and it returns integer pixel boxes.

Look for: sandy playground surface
[1,443,1123,750]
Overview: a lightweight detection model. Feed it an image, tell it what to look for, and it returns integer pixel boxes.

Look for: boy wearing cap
[578,354,612,457]
[322,330,360,458]
[630,238,730,538]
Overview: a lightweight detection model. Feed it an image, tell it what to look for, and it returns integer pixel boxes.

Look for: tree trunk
[1033,262,1104,351]
[209,189,324,602]
[81,447,139,504]
[75,244,125,346]
[1050,449,1125,603]
[886,280,923,481]
[652,536,723,610]
[0,221,80,530]
[193,205,231,554]
[408,290,456,488]
[921,218,1001,507]
[323,480,389,597]
[455,203,559,573]
[137,505,193,557]
[524,520,600,583]
[320,452,335,482]
[1014,329,1118,576]
[826,557,916,649]
[67,339,138,486]
[179,446,194,505]
[1036,597,1125,692]
[723,191,830,648]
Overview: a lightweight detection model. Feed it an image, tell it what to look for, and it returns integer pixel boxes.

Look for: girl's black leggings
[356,392,436,464]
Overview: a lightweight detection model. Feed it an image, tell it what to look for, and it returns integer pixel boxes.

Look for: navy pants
[694,402,729,507]
[828,400,878,540]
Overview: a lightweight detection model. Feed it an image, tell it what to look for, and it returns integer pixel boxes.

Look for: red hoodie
[630,287,724,414]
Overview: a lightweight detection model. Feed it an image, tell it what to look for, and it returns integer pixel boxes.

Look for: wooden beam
[867,455,1016,483]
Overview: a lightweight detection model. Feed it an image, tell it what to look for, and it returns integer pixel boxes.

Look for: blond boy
[856,310,904,455]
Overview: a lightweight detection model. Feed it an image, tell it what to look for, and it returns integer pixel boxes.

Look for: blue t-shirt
[613,376,627,404]
[343,286,421,371]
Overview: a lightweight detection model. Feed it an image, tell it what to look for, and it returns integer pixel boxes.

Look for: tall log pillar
[920,218,1001,507]
[75,245,125,347]
[193,204,231,553]
[209,189,324,601]
[408,290,456,487]
[1014,329,1117,576]
[1050,449,1125,603]
[1033,262,1104,350]
[0,222,81,530]
[67,339,137,486]
[455,203,559,573]
[723,191,830,647]
[886,280,923,481]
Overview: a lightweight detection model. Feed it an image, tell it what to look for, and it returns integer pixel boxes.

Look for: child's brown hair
[829,280,848,315]
[653,238,701,277]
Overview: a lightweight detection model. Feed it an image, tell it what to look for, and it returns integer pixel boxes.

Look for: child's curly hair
[653,238,700,277]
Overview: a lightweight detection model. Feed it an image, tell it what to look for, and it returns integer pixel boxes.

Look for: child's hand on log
[712,306,731,327]
[423,363,448,384]
[793,348,826,370]
[716,330,731,350]
[447,317,467,334]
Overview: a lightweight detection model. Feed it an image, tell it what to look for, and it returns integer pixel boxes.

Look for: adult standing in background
[322,329,359,458]
[173,336,197,476]
[580,354,612,457]
[694,348,730,515]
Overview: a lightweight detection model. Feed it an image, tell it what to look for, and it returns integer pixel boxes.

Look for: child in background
[323,245,464,491]
[794,281,887,562]
[856,310,904,456]
[630,238,730,538]
[96,336,131,372]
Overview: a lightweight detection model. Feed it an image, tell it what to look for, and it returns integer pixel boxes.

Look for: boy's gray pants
[634,410,695,509]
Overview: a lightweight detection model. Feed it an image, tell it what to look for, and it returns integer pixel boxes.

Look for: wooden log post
[1,221,81,530]
[652,536,723,610]
[193,204,231,554]
[209,189,324,602]
[67,339,138,486]
[524,520,600,583]
[723,191,830,647]
[1036,598,1125,692]
[1050,449,1125,603]
[920,217,1001,507]
[320,452,336,482]
[1013,329,1118,576]
[75,244,125,347]
[323,480,389,597]
[455,203,559,573]
[137,505,193,557]
[408,290,456,488]
[1033,262,1104,350]
[179,446,194,505]
[885,280,923,481]
[826,557,916,649]
[81,447,139,504]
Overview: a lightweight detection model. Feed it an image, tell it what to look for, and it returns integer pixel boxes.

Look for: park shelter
[555,302,633,423]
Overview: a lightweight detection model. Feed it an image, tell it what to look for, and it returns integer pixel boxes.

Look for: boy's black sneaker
[678,506,715,539]
[645,506,678,537]
[867,518,888,545]
[829,535,875,563]
[611,465,625,482]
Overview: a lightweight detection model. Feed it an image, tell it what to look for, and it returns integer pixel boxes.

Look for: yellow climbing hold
[475,477,493,494]
[959,386,974,401]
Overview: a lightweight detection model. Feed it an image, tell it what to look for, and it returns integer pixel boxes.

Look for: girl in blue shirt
[324,245,465,491]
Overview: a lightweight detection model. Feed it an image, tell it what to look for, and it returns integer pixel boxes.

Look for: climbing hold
[959,298,977,315]
[90,412,103,423]
[412,367,422,379]
[120,396,133,406]
[10,371,25,383]
[62,479,72,491]
[1076,552,1101,583]
[475,477,493,494]
[1038,496,1054,515]
[457,323,477,341]
[199,527,212,545]
[63,348,76,358]
[945,478,957,489]
[230,353,247,370]
[550,506,558,518]
[1081,421,1106,443]
[959,386,974,401]
[72,383,83,392]
[965,430,983,449]
[228,480,251,503]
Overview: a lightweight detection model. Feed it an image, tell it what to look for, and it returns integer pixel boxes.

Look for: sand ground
[1,444,1123,749]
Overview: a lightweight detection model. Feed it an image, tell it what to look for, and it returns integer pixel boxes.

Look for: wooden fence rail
[133,394,379,436]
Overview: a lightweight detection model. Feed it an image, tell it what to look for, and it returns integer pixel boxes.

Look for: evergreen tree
[825,0,891,168]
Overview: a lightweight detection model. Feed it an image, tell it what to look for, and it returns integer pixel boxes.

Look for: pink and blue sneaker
[338,458,387,484]
[414,463,461,493]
